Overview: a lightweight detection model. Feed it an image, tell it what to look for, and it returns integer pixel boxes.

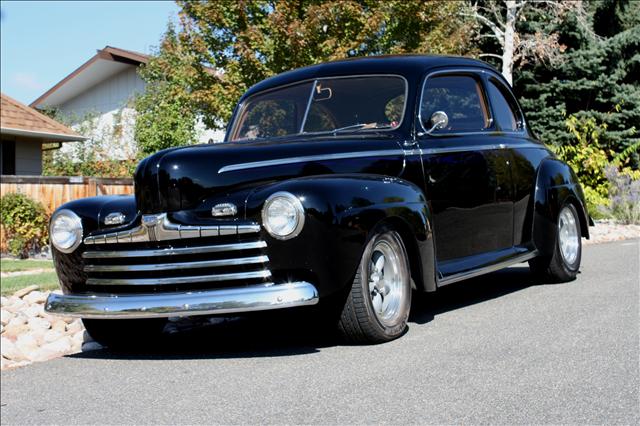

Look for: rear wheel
[338,227,412,343]
[529,203,582,282]
[82,318,167,348]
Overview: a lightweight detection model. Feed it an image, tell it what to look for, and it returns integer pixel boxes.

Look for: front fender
[533,158,590,256]
[50,195,137,293]
[246,174,436,297]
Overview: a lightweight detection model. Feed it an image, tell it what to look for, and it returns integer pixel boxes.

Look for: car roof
[241,55,497,100]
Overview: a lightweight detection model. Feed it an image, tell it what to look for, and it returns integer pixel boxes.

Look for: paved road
[1,240,638,425]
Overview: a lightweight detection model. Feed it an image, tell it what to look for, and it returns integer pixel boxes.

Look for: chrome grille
[81,216,270,292]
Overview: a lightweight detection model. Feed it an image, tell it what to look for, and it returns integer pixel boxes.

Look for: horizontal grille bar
[83,241,267,259]
[86,270,272,286]
[84,213,261,245]
[83,255,269,273]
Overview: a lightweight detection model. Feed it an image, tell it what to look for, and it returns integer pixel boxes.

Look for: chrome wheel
[367,235,408,327]
[558,206,580,266]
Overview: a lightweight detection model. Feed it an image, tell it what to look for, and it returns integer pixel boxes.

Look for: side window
[487,78,521,132]
[420,75,490,134]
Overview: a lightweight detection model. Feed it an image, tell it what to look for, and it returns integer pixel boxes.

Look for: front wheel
[529,203,582,282]
[338,227,412,344]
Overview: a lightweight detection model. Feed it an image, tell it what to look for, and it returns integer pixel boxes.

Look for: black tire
[529,203,582,282]
[82,318,167,348]
[338,227,412,344]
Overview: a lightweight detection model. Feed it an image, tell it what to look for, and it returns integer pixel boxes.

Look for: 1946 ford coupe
[45,55,590,345]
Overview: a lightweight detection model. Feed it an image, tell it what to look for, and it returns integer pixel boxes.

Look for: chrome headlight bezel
[261,191,305,240]
[49,209,83,253]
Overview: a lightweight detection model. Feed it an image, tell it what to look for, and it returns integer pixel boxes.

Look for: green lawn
[1,259,54,272]
[1,271,60,296]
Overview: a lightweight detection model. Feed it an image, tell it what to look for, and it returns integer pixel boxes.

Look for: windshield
[229,76,406,141]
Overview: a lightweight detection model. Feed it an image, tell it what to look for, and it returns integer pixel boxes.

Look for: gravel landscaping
[1,286,103,370]
[0,221,637,371]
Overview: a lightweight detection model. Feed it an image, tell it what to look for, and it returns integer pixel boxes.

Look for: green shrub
[554,109,639,220]
[0,193,48,258]
[554,114,611,218]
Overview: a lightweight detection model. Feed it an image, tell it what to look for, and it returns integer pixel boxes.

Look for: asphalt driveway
[1,239,638,424]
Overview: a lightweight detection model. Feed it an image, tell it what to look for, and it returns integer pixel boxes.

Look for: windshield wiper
[331,123,392,134]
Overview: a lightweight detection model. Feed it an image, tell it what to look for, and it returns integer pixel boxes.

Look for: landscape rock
[1,309,12,326]
[0,296,8,307]
[2,322,30,340]
[66,320,83,334]
[23,304,44,318]
[1,337,24,361]
[43,329,65,344]
[15,334,39,356]
[12,285,39,298]
[51,319,67,333]
[27,317,51,332]
[3,298,27,313]
[23,291,48,304]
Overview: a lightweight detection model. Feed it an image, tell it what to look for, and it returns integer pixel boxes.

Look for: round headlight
[50,209,83,253]
[261,192,305,240]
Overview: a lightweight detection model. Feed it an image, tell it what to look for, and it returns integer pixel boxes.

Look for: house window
[1,140,16,175]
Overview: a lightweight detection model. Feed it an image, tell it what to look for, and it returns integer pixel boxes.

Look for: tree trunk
[502,0,517,85]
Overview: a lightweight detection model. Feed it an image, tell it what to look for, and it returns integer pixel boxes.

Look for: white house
[30,46,224,161]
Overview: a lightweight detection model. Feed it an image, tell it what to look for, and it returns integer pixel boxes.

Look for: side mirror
[426,111,448,134]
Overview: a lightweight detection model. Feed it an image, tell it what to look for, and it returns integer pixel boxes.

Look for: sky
[0,0,179,105]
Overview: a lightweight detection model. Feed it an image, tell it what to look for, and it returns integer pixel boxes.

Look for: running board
[437,250,538,287]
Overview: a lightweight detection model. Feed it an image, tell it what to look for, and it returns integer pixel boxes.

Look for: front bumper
[44,282,319,319]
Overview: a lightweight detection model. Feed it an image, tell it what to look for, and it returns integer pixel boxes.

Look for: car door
[416,70,514,272]
[483,74,550,248]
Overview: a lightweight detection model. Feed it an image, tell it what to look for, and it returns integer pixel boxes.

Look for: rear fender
[532,158,590,256]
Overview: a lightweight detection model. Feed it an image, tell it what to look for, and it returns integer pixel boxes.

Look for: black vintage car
[46,55,590,344]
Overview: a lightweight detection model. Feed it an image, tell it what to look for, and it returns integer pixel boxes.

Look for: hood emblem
[104,212,126,226]
[212,203,238,217]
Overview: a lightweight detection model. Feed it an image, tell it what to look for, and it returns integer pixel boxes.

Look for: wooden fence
[0,175,134,214]
[1,175,134,252]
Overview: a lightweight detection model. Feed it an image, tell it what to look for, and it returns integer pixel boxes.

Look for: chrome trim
[103,212,126,226]
[438,250,538,287]
[45,281,319,319]
[211,203,238,217]
[218,143,544,174]
[84,255,269,273]
[86,270,272,286]
[218,149,405,173]
[84,213,260,245]
[83,241,267,259]
[262,191,305,240]
[299,80,317,133]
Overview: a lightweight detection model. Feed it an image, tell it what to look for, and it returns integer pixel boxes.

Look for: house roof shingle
[1,93,85,141]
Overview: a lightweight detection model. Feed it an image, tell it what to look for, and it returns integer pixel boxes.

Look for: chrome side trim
[86,270,271,286]
[218,143,544,174]
[83,241,267,259]
[218,149,405,173]
[84,255,269,273]
[438,250,538,287]
[84,213,260,245]
[45,281,319,319]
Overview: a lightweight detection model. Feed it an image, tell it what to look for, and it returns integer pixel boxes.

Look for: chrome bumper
[44,282,319,319]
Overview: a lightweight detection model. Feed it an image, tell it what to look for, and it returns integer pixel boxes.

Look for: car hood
[134,135,405,214]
